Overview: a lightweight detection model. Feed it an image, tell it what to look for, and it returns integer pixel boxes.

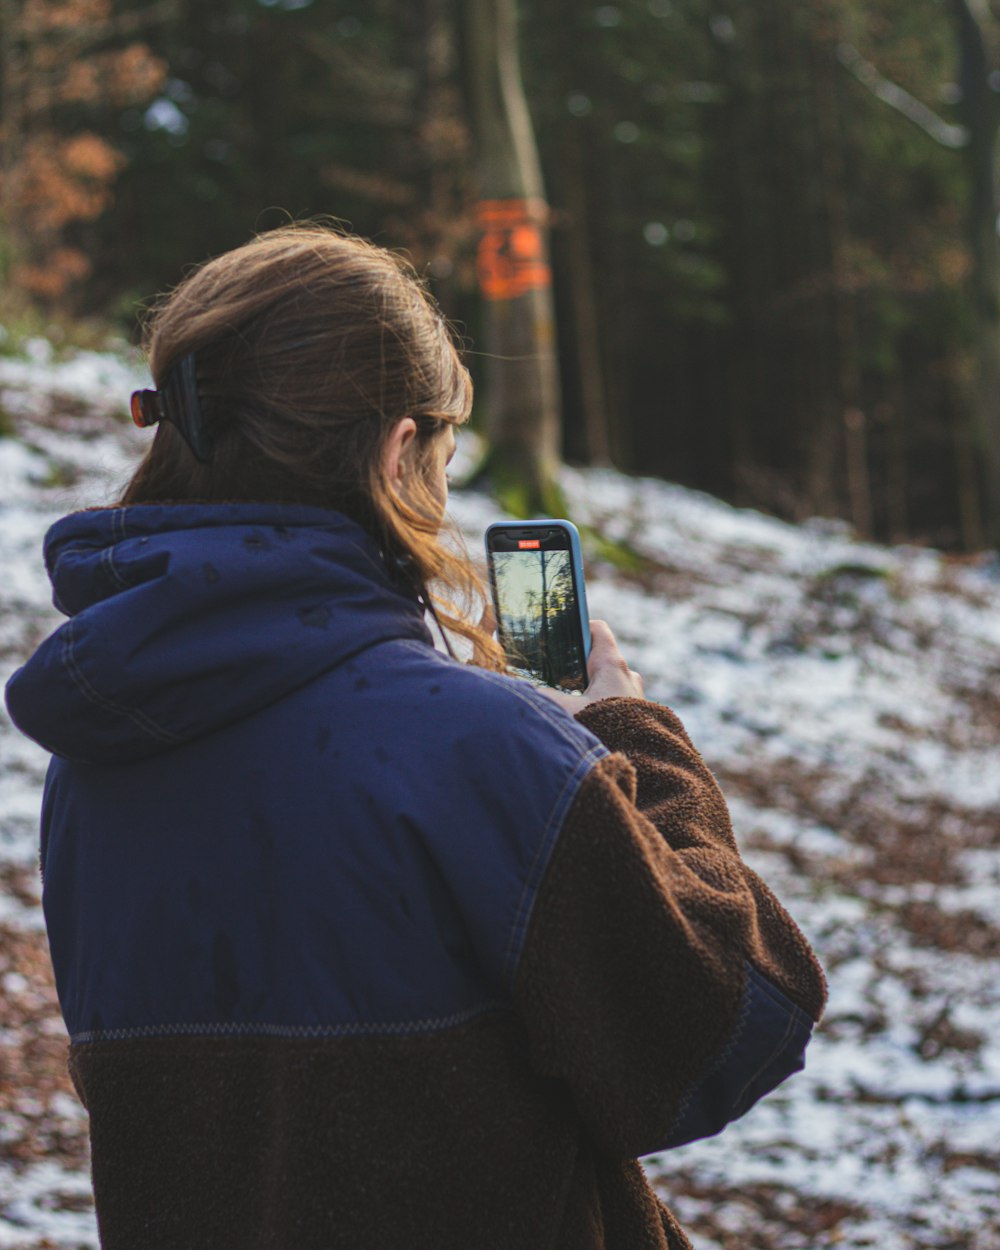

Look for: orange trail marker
[476,199,552,301]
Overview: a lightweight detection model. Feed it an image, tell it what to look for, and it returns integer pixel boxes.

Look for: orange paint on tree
[476,199,553,301]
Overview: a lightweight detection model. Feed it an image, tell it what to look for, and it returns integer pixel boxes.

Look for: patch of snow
[0,343,147,416]
[0,1161,97,1249]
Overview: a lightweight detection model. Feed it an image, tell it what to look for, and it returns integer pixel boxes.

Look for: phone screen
[486,527,588,692]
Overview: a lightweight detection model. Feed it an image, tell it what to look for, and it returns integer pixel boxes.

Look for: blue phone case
[484,518,591,662]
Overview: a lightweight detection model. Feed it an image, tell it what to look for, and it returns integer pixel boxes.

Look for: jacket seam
[71,1001,511,1044]
[101,546,130,591]
[104,507,131,587]
[392,640,599,754]
[727,967,810,1109]
[666,962,753,1139]
[61,619,183,745]
[728,1004,798,1112]
[502,744,608,982]
[744,960,814,1029]
[664,962,810,1144]
[388,639,612,984]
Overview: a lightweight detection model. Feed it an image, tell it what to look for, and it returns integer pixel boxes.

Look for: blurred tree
[393,0,476,283]
[96,2,479,322]
[701,0,975,543]
[946,0,1000,547]
[833,0,1000,547]
[2,0,993,549]
[524,0,726,476]
[0,0,166,306]
[708,0,859,523]
[461,0,563,515]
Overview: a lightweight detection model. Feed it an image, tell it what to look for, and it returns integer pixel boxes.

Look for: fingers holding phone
[484,519,644,711]
[582,619,644,701]
[532,620,643,712]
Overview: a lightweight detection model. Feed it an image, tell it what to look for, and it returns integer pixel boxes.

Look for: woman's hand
[536,619,644,713]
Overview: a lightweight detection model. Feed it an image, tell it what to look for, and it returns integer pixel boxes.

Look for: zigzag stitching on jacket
[665,959,755,1141]
[61,619,184,746]
[503,744,608,982]
[70,1001,511,1045]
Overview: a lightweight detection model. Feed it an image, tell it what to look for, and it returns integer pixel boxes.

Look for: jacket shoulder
[362,637,607,762]
[343,640,611,983]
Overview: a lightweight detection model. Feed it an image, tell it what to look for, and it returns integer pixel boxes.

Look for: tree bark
[949,0,1000,547]
[0,0,24,276]
[461,0,563,514]
[558,119,611,467]
[813,2,871,538]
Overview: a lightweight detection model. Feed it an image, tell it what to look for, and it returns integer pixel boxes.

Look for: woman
[6,225,825,1250]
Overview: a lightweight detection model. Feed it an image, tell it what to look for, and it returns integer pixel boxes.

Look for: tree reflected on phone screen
[492,549,586,691]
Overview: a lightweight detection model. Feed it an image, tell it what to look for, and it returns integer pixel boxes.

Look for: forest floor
[1,338,999,1250]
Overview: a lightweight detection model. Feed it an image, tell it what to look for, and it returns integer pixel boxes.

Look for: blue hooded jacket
[6,502,611,1042]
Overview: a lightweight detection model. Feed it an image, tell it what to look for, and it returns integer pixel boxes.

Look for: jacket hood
[5,502,432,764]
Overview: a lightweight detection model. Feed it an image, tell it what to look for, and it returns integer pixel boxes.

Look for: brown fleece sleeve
[576,697,827,1017]
[513,697,826,1160]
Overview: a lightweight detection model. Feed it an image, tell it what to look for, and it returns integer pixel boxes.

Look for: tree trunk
[812,2,871,538]
[950,0,1000,548]
[461,0,563,515]
[0,0,24,278]
[400,0,464,283]
[558,119,611,467]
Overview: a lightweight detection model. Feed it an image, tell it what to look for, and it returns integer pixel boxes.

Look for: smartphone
[485,519,591,693]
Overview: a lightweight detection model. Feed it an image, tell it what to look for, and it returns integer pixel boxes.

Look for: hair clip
[128,353,214,464]
[130,389,161,428]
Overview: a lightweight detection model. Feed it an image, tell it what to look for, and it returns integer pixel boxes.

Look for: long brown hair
[123,223,504,669]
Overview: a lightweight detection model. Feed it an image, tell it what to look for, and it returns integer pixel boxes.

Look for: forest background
[2,5,1000,1247]
[4,0,1000,548]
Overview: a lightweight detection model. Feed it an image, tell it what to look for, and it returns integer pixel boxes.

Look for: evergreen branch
[837,42,969,149]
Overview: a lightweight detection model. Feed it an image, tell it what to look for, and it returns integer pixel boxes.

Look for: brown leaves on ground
[659,1179,871,1250]
[0,868,89,1177]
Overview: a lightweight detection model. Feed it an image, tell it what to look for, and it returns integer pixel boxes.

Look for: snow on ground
[1,341,998,1249]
